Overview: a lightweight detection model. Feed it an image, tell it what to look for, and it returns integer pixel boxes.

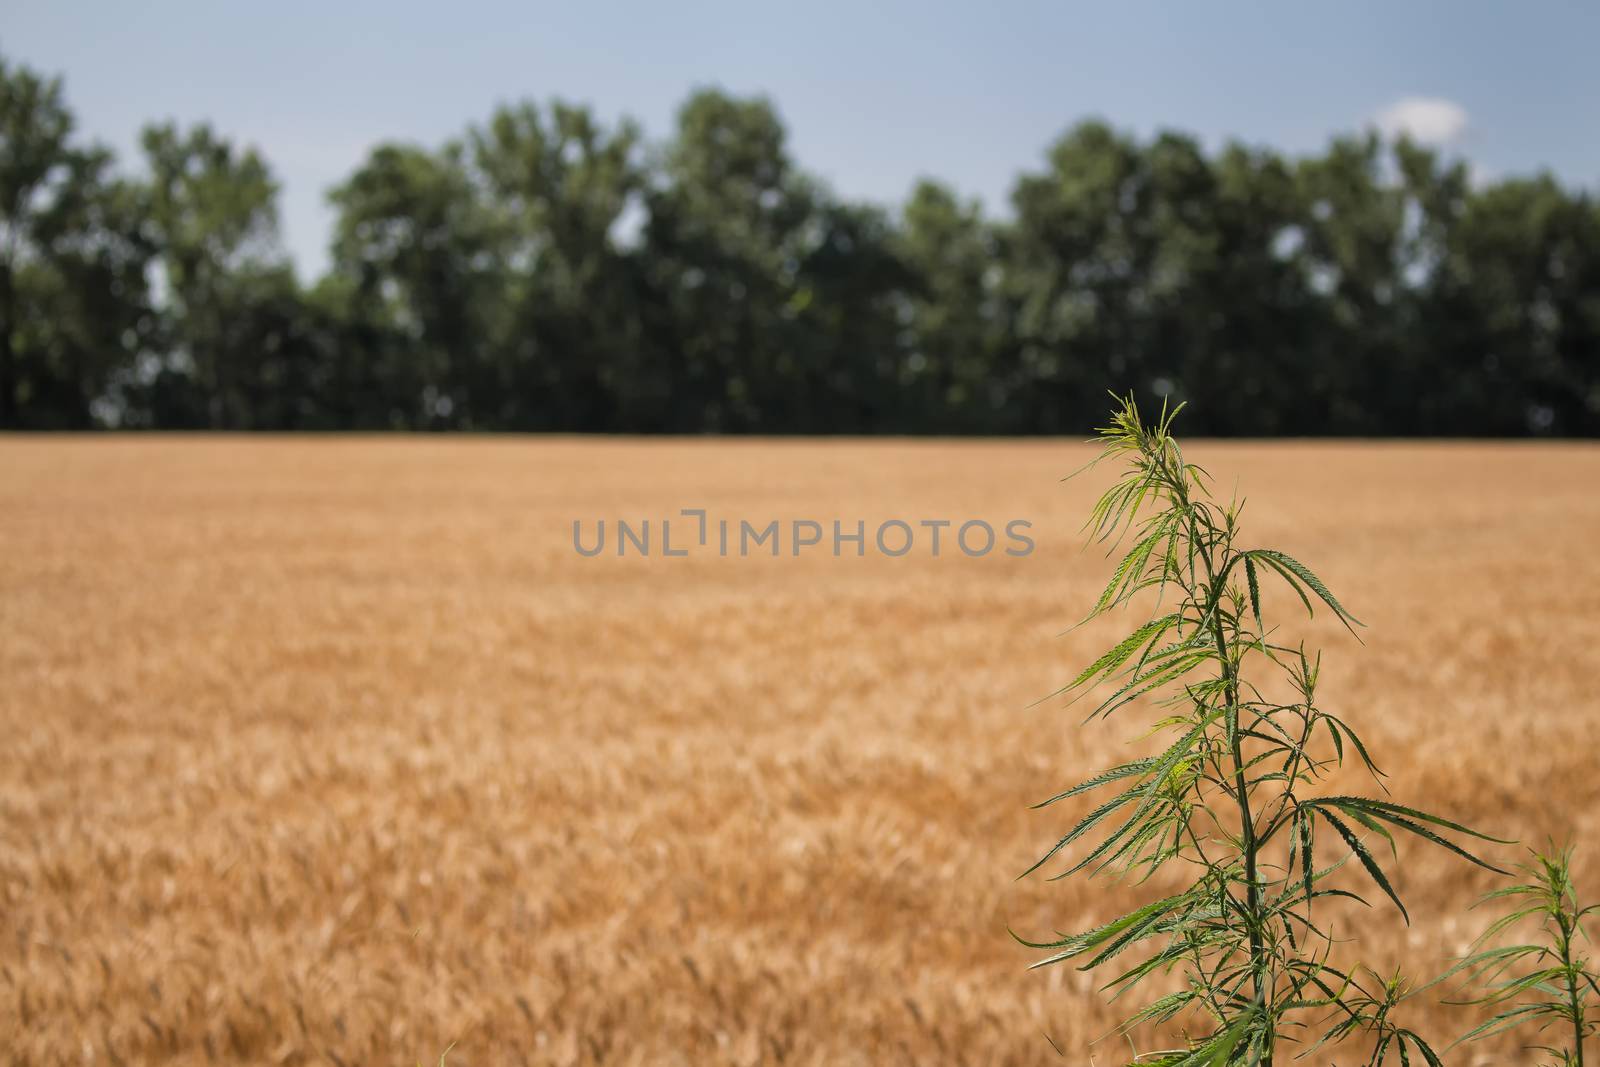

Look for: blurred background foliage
[2,53,1596,435]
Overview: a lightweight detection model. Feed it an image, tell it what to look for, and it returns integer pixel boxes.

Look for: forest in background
[3,52,1597,436]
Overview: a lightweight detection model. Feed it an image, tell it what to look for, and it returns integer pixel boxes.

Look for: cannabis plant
[1018,396,1507,1065]
[1451,844,1598,1065]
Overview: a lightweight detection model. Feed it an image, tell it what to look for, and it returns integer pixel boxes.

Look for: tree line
[3,53,1597,436]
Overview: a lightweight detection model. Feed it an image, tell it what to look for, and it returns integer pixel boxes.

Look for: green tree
[1006,121,1166,434]
[0,57,151,428]
[0,56,71,428]
[897,180,1001,432]
[469,100,648,430]
[137,122,283,428]
[639,89,818,431]
[4,49,1599,437]
[1148,140,1315,436]
[1425,174,1600,435]
[327,141,502,428]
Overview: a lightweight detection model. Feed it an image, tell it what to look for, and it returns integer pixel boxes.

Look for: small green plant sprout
[1449,843,1599,1065]
[1016,395,1509,1066]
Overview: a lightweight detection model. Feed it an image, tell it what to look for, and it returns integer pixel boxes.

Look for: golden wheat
[1,436,1596,1065]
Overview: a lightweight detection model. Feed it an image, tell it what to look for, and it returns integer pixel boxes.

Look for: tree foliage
[3,52,1599,434]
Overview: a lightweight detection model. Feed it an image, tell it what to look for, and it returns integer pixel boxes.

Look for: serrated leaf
[1067,614,1181,692]
[1244,555,1261,631]
[1250,548,1363,631]
[1032,757,1157,809]
[1318,808,1409,922]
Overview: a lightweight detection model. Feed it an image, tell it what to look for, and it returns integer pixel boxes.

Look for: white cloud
[1373,97,1469,146]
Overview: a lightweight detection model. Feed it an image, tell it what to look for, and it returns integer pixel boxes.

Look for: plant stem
[1212,594,1267,1029]
[1166,439,1269,1060]
[1561,913,1585,1067]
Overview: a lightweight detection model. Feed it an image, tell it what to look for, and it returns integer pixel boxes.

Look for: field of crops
[3,436,1598,1065]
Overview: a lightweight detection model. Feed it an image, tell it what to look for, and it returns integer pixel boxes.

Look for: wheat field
[2,436,1597,1066]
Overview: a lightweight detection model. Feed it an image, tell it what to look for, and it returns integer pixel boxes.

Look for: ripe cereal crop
[2,435,1597,1065]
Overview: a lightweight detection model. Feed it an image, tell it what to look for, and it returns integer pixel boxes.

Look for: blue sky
[6,1,1597,279]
